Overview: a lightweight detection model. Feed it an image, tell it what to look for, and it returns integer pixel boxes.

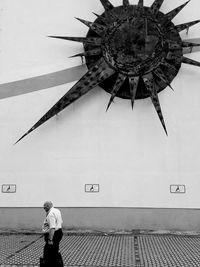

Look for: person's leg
[43,233,55,266]
[53,229,63,252]
[52,229,63,265]
[43,234,49,263]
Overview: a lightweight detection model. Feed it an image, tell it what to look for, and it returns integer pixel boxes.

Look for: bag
[58,252,64,267]
[40,252,63,267]
[39,257,45,267]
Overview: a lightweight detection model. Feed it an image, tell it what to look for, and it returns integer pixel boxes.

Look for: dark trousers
[43,229,63,266]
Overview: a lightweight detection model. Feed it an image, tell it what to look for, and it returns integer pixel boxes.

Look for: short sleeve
[48,213,56,229]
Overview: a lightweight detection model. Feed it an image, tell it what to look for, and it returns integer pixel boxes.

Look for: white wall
[0,0,200,208]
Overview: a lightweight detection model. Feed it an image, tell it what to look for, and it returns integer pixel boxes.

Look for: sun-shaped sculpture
[16,0,200,143]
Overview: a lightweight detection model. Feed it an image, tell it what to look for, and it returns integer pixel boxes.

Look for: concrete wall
[1,0,200,230]
[0,207,200,232]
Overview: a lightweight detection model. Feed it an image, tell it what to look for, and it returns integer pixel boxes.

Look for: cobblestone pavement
[1,231,200,267]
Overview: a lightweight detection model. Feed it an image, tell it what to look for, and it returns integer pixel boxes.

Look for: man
[42,201,63,266]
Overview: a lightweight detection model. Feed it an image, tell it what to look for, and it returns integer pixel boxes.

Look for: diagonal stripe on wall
[0,64,87,99]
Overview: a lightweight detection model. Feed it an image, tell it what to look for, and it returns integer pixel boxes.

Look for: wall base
[0,207,200,231]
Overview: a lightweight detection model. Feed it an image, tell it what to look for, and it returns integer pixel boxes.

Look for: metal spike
[183,38,200,44]
[15,58,115,144]
[92,12,109,25]
[153,67,174,91]
[75,18,106,36]
[93,12,100,18]
[182,56,200,67]
[99,0,114,11]
[160,59,177,74]
[69,48,102,58]
[123,0,130,7]
[106,73,126,111]
[75,17,92,27]
[182,41,200,48]
[163,1,190,23]
[151,0,164,14]
[138,0,144,8]
[129,76,139,109]
[182,41,200,54]
[106,97,114,111]
[175,20,200,32]
[48,36,102,46]
[143,73,168,135]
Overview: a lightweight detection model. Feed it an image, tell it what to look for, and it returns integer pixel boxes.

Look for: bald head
[43,201,53,212]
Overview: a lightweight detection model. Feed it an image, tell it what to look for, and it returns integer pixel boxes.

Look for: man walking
[42,201,63,266]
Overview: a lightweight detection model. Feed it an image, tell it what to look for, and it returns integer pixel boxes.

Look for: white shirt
[42,207,63,233]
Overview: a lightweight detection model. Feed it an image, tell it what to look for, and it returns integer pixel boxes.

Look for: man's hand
[48,239,53,245]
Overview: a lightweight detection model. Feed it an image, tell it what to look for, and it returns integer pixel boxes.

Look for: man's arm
[48,228,55,244]
[48,212,56,244]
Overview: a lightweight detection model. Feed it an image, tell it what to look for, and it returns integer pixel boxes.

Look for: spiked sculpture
[16,0,200,143]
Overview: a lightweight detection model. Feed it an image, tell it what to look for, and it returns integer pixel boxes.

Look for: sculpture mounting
[16,0,200,143]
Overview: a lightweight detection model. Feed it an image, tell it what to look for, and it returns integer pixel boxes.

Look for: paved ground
[1,230,200,267]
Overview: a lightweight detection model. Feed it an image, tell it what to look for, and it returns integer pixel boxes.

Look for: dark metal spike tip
[75,17,82,23]
[164,127,168,136]
[68,53,84,58]
[48,35,69,40]
[164,0,191,23]
[100,0,114,11]
[169,84,174,91]
[129,76,139,110]
[153,67,174,92]
[106,74,126,112]
[93,12,100,17]
[14,128,35,144]
[106,98,114,111]
[175,20,200,32]
[131,101,134,110]
[14,134,27,145]
[69,55,78,58]
[69,48,102,59]
[75,17,91,26]
[143,73,168,136]
[75,18,106,37]
[49,36,101,45]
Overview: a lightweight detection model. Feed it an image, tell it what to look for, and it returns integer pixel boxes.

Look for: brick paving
[138,235,200,267]
[0,231,200,266]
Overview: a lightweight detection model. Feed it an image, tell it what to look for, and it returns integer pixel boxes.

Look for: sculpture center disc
[103,17,162,75]
[84,5,183,99]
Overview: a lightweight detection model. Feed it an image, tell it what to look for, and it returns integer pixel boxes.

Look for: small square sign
[85,184,99,193]
[170,185,186,194]
[2,184,16,193]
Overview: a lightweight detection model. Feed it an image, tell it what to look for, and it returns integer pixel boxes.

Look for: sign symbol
[176,186,180,192]
[6,185,11,192]
[90,185,94,191]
